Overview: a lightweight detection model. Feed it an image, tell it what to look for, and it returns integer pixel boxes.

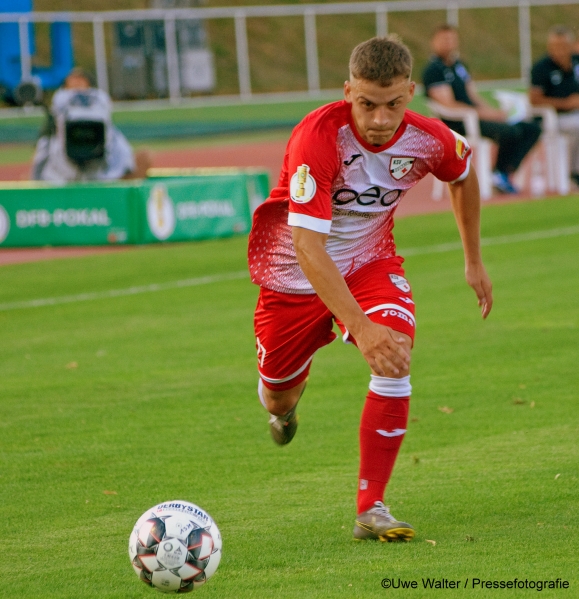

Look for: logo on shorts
[256,337,267,367]
[451,130,469,160]
[381,308,415,327]
[389,157,415,180]
[290,164,316,203]
[0,205,10,244]
[389,274,411,293]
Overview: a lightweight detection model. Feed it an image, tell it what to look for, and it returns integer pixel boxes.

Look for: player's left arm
[448,166,493,319]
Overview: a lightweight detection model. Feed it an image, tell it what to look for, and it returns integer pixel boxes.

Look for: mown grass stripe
[1,224,578,312]
[0,270,248,312]
[402,224,579,256]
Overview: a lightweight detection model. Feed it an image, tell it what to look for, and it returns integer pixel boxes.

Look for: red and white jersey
[248,100,471,294]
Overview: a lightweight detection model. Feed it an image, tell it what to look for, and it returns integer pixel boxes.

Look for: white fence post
[235,11,252,99]
[18,18,32,80]
[376,5,388,37]
[164,17,181,102]
[93,18,110,94]
[446,2,459,27]
[518,0,532,84]
[304,8,320,94]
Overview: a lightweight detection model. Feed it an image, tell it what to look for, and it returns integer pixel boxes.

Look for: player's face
[547,34,573,68]
[64,74,91,90]
[345,76,415,146]
[431,30,459,63]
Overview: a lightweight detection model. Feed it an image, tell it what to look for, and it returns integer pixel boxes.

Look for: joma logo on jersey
[343,154,362,166]
[389,157,415,180]
[332,186,402,207]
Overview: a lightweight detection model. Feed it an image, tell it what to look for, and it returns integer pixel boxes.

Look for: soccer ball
[129,500,222,593]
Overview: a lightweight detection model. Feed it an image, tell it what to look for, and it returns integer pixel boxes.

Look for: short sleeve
[431,123,472,183]
[530,59,548,91]
[422,59,446,93]
[286,118,340,234]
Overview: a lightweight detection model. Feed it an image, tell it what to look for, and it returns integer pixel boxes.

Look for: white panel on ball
[156,539,187,570]
[203,550,222,580]
[132,563,143,578]
[164,516,196,540]
[151,569,182,592]
[128,531,138,560]
[198,533,214,560]
[177,562,203,580]
[208,521,222,551]
[139,554,160,573]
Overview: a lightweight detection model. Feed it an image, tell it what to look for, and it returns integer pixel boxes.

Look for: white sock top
[369,375,412,397]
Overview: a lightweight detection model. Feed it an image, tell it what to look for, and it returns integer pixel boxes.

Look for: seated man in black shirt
[423,24,541,194]
[530,25,579,186]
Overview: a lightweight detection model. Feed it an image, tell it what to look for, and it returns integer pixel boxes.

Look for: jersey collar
[348,111,408,153]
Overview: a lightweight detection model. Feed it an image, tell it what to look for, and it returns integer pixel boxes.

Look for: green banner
[0,182,137,247]
[0,170,269,248]
[140,170,268,243]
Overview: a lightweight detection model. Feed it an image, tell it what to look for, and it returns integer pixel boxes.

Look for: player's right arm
[428,81,506,121]
[528,86,579,110]
[529,60,579,110]
[292,226,410,376]
[425,78,473,112]
[464,82,507,121]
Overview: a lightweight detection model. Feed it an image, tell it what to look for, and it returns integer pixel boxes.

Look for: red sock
[357,389,409,514]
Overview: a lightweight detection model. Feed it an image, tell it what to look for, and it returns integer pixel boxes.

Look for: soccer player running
[248,36,493,542]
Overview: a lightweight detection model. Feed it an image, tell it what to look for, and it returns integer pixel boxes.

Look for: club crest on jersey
[290,164,317,204]
[389,157,415,180]
[451,130,469,160]
[389,274,411,293]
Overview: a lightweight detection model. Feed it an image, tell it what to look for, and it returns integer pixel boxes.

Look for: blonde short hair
[349,35,413,86]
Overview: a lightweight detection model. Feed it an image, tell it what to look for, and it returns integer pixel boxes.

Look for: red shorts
[254,258,416,391]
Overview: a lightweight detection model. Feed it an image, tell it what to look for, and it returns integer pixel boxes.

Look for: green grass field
[1,196,578,598]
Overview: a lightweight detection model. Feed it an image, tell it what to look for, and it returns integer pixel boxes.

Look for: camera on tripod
[32,82,138,182]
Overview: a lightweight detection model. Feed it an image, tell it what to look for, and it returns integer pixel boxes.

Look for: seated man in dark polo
[530,25,579,186]
[423,24,541,194]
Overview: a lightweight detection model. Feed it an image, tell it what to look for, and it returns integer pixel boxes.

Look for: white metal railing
[1,0,577,103]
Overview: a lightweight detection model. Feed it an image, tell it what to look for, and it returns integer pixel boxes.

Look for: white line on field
[402,224,579,256]
[0,270,248,312]
[1,224,578,312]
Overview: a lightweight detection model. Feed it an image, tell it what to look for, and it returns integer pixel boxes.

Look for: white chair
[426,99,493,201]
[493,90,570,196]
